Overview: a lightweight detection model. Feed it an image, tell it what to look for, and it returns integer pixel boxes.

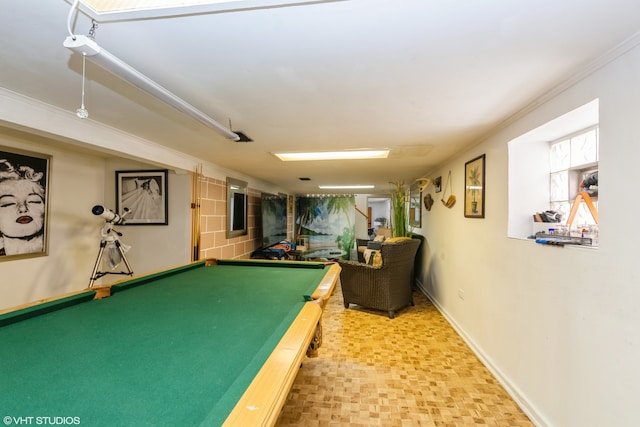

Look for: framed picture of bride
[116,170,168,225]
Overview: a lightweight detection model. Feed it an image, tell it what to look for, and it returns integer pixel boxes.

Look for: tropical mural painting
[295,195,355,260]
[261,194,288,247]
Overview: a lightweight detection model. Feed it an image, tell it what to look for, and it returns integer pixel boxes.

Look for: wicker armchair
[338,238,421,318]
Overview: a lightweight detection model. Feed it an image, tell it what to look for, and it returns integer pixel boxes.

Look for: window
[507,99,599,242]
[549,127,599,227]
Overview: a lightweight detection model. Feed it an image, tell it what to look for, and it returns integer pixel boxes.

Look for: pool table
[0,259,340,427]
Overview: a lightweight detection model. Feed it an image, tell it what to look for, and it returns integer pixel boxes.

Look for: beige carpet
[276,284,534,426]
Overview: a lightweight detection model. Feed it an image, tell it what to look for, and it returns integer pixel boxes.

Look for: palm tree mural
[261,195,287,246]
[295,196,355,260]
[295,197,324,236]
[327,196,355,258]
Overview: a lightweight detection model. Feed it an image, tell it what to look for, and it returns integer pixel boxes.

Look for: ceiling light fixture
[63,0,241,141]
[274,150,389,161]
[318,185,375,190]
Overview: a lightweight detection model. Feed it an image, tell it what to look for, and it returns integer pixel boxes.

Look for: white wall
[413,41,640,426]
[354,194,368,240]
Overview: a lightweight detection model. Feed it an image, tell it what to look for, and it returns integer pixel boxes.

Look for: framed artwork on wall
[464,154,485,218]
[0,146,51,260]
[116,170,168,225]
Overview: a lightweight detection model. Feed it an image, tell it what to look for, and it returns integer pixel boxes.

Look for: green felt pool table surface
[0,259,340,427]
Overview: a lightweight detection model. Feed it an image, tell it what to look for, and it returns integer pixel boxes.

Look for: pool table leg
[307,320,323,358]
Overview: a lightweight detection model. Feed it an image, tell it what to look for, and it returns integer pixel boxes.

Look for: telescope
[89,205,134,287]
[92,205,129,225]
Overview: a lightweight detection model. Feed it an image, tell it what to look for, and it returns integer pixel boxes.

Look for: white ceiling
[2,0,640,195]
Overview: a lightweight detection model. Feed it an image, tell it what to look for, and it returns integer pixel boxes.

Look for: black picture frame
[116,170,168,225]
[0,146,51,260]
[464,154,485,218]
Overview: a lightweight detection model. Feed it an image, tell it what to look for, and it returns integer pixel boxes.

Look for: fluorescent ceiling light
[319,185,375,189]
[274,150,389,161]
[63,34,240,141]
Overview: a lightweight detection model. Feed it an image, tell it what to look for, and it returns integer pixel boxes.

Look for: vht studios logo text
[3,416,81,425]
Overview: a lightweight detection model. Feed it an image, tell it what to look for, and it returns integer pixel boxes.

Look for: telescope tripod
[88,223,134,288]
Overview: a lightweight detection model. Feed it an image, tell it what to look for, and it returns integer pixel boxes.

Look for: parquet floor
[276,285,534,426]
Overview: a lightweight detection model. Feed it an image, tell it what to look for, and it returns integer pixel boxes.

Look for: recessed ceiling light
[318,185,376,189]
[273,150,389,161]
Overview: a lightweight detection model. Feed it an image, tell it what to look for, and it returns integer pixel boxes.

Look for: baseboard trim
[415,282,551,427]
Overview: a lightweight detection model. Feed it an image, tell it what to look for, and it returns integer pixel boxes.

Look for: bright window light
[81,0,240,14]
[273,150,389,161]
[79,0,325,20]
[319,185,375,189]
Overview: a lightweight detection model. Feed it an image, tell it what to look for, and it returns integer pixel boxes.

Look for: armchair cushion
[385,236,412,243]
[363,248,383,266]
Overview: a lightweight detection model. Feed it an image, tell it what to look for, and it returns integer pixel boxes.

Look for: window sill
[512,235,599,249]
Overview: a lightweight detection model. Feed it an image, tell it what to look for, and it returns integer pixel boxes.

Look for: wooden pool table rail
[223,261,341,426]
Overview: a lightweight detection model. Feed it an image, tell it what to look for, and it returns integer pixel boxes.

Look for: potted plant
[389,180,410,237]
